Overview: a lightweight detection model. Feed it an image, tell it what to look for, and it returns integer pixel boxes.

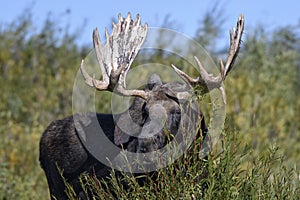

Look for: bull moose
[39,13,244,199]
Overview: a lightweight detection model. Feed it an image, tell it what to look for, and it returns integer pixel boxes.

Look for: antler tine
[80,13,149,99]
[172,14,244,103]
[171,64,198,84]
[80,60,109,90]
[222,14,244,79]
[80,28,111,90]
[94,27,110,86]
[135,13,141,26]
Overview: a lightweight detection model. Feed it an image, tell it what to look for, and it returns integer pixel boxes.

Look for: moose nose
[140,103,167,138]
[139,147,147,153]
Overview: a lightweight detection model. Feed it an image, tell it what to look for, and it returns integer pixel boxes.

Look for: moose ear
[147,73,162,90]
[114,111,142,146]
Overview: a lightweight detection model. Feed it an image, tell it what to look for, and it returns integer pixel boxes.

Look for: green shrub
[61,131,299,200]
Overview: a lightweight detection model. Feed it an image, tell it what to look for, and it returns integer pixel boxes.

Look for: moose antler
[80,13,149,99]
[172,14,244,103]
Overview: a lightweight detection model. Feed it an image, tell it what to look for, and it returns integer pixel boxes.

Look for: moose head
[79,12,244,158]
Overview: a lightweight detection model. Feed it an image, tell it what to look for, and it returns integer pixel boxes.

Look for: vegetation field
[0,9,299,199]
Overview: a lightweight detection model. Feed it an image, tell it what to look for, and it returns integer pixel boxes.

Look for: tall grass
[61,131,300,200]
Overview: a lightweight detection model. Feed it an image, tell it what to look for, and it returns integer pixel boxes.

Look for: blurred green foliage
[0,10,89,199]
[0,8,299,199]
[226,24,300,165]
